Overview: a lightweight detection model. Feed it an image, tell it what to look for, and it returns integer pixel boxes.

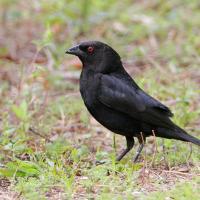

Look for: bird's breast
[80,70,100,108]
[79,70,140,136]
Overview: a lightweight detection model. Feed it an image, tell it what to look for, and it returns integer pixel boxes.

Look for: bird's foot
[133,143,144,163]
[133,154,140,163]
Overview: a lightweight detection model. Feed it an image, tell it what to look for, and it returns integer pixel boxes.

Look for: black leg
[116,136,134,161]
[133,134,146,162]
[133,143,144,162]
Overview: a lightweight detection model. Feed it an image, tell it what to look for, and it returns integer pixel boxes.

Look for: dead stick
[29,127,52,143]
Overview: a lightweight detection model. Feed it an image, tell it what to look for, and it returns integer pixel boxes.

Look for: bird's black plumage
[66,41,200,162]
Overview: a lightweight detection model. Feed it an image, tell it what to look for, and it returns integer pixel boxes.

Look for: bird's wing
[98,75,174,128]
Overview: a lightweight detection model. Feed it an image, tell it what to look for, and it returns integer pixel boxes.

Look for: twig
[187,143,193,162]
[64,92,80,98]
[29,127,52,143]
[150,130,157,167]
[140,132,146,163]
[140,132,149,183]
[113,134,117,156]
[161,170,195,176]
[162,138,170,170]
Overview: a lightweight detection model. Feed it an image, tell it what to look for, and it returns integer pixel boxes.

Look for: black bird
[66,41,200,162]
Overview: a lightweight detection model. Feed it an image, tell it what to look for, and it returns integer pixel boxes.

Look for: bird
[66,41,200,162]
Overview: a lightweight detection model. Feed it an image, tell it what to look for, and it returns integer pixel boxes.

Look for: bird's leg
[133,134,146,162]
[133,144,144,162]
[116,136,134,161]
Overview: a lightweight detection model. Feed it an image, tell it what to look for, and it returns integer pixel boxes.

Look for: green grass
[146,177,200,200]
[0,0,200,199]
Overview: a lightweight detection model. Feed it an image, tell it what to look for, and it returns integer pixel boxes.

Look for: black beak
[65,45,81,56]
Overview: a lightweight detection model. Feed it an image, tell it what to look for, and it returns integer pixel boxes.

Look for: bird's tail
[157,125,200,146]
[174,125,200,146]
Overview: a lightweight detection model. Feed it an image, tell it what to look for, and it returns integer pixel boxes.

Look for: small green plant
[0,159,41,178]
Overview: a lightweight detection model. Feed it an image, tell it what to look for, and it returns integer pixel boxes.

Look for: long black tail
[157,125,200,146]
[174,126,200,146]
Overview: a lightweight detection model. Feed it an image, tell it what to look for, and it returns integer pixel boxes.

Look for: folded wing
[98,75,174,128]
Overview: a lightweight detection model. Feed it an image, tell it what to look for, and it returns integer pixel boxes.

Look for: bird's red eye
[87,46,94,54]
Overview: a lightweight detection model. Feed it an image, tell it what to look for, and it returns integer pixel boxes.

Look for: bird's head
[66,41,122,73]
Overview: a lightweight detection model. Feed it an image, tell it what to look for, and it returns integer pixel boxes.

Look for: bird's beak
[65,45,81,56]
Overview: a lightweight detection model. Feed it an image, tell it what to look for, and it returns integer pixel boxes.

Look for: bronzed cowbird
[66,41,200,162]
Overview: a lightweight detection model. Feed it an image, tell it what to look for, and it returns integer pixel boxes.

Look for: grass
[0,0,200,199]
[146,177,200,200]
